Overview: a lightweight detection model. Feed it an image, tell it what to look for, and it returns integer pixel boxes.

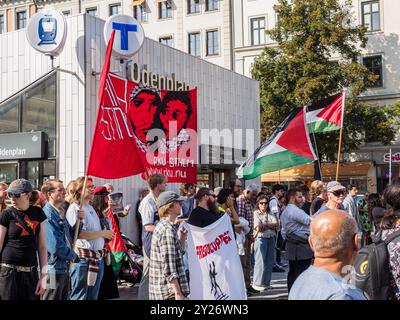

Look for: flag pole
[335,89,346,181]
[389,148,392,184]
[72,175,88,251]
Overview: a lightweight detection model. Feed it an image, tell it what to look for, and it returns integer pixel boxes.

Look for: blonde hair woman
[0,182,8,212]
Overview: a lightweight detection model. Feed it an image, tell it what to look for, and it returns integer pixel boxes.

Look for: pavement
[116,266,288,300]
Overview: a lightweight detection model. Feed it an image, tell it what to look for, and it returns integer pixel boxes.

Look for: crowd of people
[0,174,399,300]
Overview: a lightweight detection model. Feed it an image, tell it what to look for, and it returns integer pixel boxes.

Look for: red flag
[86,32,145,178]
[87,31,197,183]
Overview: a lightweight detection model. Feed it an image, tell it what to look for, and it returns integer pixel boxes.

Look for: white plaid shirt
[149,219,189,300]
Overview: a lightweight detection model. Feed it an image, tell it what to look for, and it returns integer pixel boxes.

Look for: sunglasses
[7,192,26,199]
[332,190,345,197]
[259,202,268,205]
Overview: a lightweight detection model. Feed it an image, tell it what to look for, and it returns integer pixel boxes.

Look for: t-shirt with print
[0,206,47,267]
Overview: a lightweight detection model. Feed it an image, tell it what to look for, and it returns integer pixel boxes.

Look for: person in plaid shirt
[149,191,189,300]
[236,184,259,295]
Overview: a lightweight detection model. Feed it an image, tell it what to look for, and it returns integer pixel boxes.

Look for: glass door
[0,162,18,184]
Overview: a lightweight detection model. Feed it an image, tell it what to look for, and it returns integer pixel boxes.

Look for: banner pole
[389,148,392,184]
[335,90,346,181]
[72,176,88,251]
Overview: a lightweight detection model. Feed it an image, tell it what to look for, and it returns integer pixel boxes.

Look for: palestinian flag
[306,92,344,133]
[237,107,317,180]
[105,208,127,275]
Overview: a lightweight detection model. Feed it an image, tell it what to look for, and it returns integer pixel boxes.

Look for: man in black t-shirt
[187,188,221,227]
[0,178,47,300]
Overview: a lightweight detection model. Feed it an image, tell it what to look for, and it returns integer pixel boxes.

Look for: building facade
[232,0,400,193]
[0,0,233,69]
[0,14,259,241]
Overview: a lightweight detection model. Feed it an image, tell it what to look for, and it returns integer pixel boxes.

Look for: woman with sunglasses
[0,178,47,300]
[252,195,279,291]
[313,181,346,217]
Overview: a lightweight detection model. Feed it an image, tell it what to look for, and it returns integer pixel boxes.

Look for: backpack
[353,229,400,300]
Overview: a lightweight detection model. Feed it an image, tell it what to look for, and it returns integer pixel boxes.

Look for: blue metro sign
[112,22,138,50]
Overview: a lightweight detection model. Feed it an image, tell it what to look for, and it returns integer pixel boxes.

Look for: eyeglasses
[332,190,345,197]
[86,185,95,190]
[51,188,66,193]
[259,202,268,205]
[7,192,26,199]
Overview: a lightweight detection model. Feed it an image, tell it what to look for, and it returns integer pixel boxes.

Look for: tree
[252,0,399,178]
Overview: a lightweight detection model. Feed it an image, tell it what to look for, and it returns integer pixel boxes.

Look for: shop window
[189,32,201,57]
[250,17,266,46]
[159,1,173,19]
[159,36,174,47]
[205,0,218,11]
[134,4,148,22]
[109,3,121,16]
[86,7,98,16]
[16,11,27,30]
[188,0,200,14]
[363,55,383,87]
[0,97,19,134]
[206,30,219,56]
[0,15,4,34]
[22,74,57,157]
[362,1,380,32]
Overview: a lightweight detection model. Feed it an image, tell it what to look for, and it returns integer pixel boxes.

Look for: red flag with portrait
[87,32,197,183]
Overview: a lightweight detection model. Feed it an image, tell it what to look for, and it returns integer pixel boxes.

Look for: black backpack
[354,229,400,300]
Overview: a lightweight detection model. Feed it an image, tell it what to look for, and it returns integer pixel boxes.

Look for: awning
[154,0,166,3]
[132,0,145,6]
[261,161,373,182]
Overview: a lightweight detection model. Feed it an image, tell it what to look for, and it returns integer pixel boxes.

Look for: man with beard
[187,188,220,227]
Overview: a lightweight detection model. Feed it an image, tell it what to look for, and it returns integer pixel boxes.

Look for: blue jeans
[69,258,104,300]
[253,237,275,287]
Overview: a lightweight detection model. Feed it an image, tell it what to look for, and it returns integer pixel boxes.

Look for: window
[109,3,121,16]
[250,17,265,46]
[86,7,98,16]
[16,11,27,30]
[22,74,57,157]
[206,30,219,56]
[205,0,218,11]
[362,1,380,32]
[188,0,200,14]
[134,4,148,22]
[159,1,172,19]
[188,32,200,57]
[363,55,383,87]
[0,97,19,134]
[0,15,4,34]
[159,36,174,47]
[62,11,71,16]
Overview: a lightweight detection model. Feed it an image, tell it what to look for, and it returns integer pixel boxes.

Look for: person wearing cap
[92,186,119,300]
[66,177,115,300]
[313,181,346,217]
[138,174,167,300]
[149,191,189,300]
[41,179,83,300]
[0,178,48,300]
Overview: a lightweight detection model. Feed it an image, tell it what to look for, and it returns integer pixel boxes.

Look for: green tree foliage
[252,0,399,162]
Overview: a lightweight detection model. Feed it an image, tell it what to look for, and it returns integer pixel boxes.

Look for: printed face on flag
[128,89,161,143]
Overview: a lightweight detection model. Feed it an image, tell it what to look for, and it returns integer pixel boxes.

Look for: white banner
[185,214,246,300]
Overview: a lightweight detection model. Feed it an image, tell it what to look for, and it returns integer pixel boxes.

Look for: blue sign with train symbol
[38,17,57,45]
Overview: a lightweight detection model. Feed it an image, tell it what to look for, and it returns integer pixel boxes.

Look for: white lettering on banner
[0,148,27,157]
[185,214,247,300]
[100,106,133,141]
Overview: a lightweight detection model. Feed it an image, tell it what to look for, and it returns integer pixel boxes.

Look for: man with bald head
[289,210,366,300]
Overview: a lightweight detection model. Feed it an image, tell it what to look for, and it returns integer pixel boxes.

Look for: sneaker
[273,265,286,272]
[279,262,288,268]
[247,286,260,294]
[252,284,267,291]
